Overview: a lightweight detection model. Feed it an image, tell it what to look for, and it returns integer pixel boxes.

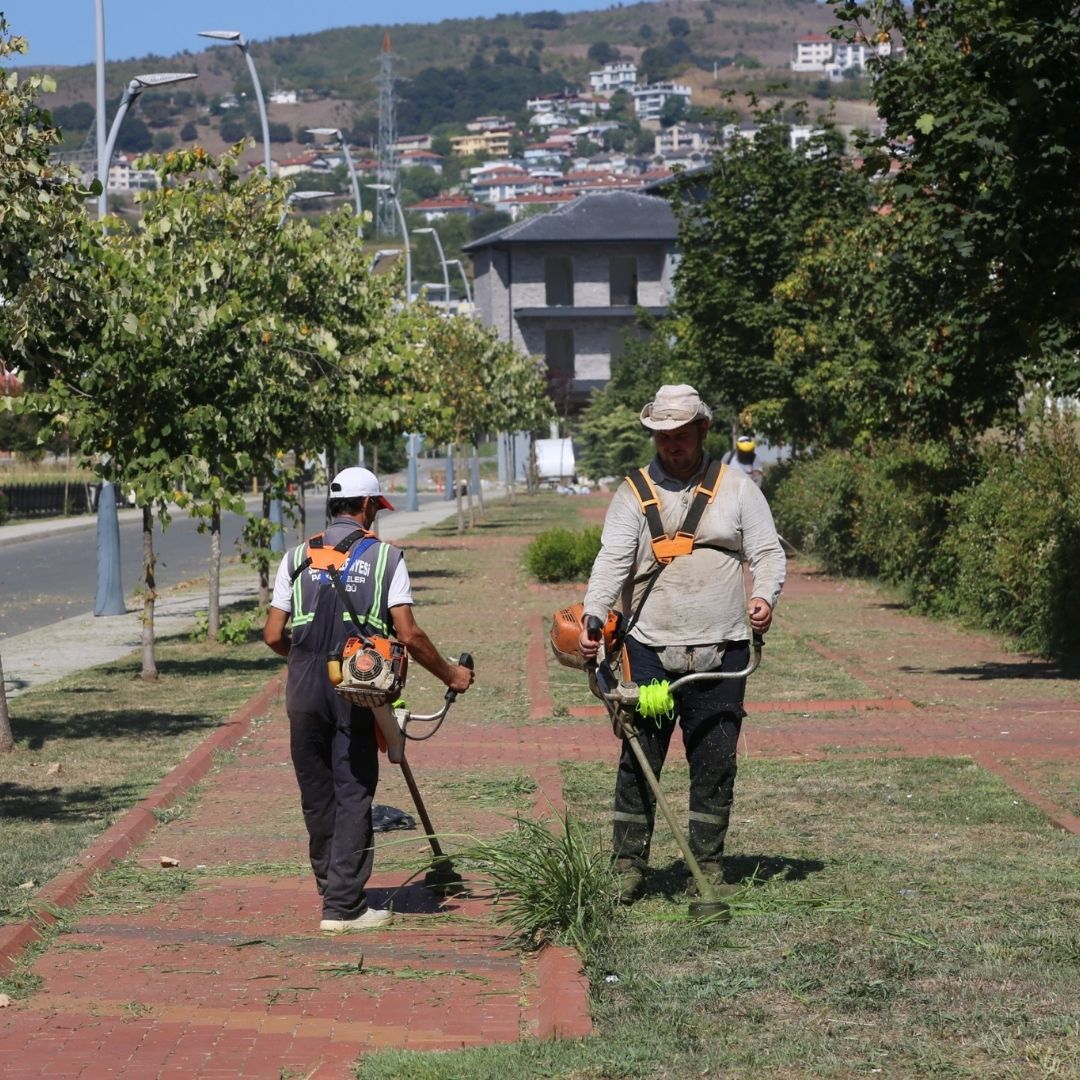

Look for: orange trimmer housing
[549,602,622,670]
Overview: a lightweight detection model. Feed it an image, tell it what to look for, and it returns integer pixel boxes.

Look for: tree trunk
[473,444,485,518]
[0,653,13,753]
[327,443,337,485]
[455,441,465,534]
[296,452,306,536]
[466,445,476,529]
[208,502,222,641]
[505,433,516,507]
[140,506,158,680]
[258,488,271,607]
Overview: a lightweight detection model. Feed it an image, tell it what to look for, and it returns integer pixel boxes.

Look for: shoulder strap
[679,459,725,540]
[626,469,668,553]
[288,528,377,583]
[624,460,726,565]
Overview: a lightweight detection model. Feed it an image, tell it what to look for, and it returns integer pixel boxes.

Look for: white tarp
[534,438,575,482]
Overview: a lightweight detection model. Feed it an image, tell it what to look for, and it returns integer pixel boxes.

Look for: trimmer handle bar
[400,653,473,738]
[594,633,764,706]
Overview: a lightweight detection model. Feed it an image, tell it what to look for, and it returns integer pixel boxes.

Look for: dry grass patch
[0,634,280,924]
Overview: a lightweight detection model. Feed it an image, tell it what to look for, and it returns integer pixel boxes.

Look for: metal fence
[0,480,95,519]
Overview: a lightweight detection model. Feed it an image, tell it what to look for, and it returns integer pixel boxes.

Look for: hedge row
[766,431,1080,660]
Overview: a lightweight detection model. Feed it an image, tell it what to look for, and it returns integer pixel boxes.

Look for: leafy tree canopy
[666,110,872,438]
[835,0,1080,404]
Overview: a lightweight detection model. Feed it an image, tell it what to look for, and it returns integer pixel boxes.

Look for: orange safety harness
[614,458,729,651]
[625,458,726,565]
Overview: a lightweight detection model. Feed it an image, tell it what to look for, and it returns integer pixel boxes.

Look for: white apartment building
[589,60,638,96]
[791,34,835,72]
[655,123,717,158]
[632,81,692,123]
[793,34,894,76]
[107,154,159,194]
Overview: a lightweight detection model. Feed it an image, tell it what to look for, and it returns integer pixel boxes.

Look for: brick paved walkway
[1,533,1076,1076]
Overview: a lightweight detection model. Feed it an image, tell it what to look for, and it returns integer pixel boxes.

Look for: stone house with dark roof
[462,190,678,412]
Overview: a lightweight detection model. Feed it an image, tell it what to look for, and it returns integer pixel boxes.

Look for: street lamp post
[366,185,422,509]
[99,72,197,219]
[368,249,400,274]
[94,70,196,617]
[94,0,107,216]
[273,189,333,550]
[446,259,473,307]
[412,227,450,306]
[307,128,363,236]
[198,31,272,177]
[365,184,412,303]
[278,189,335,228]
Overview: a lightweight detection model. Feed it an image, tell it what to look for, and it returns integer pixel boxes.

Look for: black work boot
[613,858,646,905]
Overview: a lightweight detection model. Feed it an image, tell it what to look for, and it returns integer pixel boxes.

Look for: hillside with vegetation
[32,0,874,163]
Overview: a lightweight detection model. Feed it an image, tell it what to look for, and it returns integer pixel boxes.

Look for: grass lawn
[0,629,281,927]
[357,756,1078,1079]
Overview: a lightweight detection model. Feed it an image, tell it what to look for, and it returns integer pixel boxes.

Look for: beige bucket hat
[639,384,713,431]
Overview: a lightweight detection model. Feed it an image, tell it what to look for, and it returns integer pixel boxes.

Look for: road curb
[0,671,286,976]
[525,945,593,1040]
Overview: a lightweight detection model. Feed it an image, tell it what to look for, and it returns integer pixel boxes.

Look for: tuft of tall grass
[460,812,619,955]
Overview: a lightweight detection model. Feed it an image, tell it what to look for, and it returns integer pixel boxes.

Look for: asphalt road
[0,487,460,640]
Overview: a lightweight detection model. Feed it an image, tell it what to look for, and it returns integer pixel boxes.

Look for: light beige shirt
[583,454,786,647]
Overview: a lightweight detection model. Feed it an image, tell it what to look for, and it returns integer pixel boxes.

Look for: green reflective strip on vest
[290,544,316,627]
[364,540,393,633]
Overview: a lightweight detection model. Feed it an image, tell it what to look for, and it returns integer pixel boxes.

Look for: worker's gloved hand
[748,597,773,634]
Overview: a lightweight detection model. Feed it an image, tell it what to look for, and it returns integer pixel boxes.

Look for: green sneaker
[614,859,645,905]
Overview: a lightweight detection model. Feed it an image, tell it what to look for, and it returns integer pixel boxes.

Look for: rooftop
[463,189,676,251]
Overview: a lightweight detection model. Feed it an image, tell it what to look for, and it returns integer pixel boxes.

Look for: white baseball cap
[328,467,395,511]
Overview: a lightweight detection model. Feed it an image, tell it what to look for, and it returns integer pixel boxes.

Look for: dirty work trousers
[289,700,379,920]
[612,636,748,869]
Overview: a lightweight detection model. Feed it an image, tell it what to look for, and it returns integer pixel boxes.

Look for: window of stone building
[545,256,574,306]
[609,327,629,366]
[609,255,638,306]
[545,329,575,380]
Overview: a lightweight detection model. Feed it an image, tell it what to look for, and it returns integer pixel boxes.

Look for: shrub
[190,606,266,644]
[524,526,601,583]
[576,526,602,578]
[934,431,1080,659]
[853,439,977,600]
[767,451,869,574]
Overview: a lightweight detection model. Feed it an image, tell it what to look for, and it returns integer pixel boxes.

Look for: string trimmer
[551,604,763,920]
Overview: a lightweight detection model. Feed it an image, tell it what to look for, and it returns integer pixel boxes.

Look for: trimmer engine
[328,636,409,708]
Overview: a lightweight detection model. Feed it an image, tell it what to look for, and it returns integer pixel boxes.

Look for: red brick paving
[1,561,1076,1077]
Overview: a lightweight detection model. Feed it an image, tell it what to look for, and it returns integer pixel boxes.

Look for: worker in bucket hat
[578,385,786,902]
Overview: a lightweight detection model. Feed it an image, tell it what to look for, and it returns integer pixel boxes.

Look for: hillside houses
[790,33,899,79]
[258,54,856,224]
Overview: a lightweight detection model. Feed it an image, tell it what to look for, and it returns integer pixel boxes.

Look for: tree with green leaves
[0,17,97,368]
[412,311,551,529]
[1,16,98,740]
[761,1,1080,449]
[828,0,1080,419]
[666,110,871,441]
